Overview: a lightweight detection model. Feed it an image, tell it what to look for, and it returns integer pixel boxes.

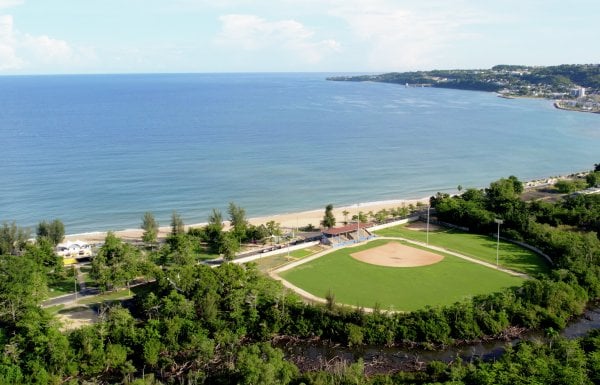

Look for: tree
[265,221,282,243]
[0,222,30,256]
[0,254,48,323]
[321,204,336,229]
[220,232,240,261]
[555,179,587,194]
[141,212,159,246]
[206,209,224,253]
[351,211,368,223]
[342,210,350,225]
[36,219,65,246]
[90,232,140,292]
[485,176,523,215]
[228,202,248,241]
[586,171,600,187]
[170,211,184,236]
[246,224,269,243]
[235,343,298,385]
[24,238,62,271]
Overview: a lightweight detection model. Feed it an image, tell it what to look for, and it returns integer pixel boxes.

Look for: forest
[1,166,600,384]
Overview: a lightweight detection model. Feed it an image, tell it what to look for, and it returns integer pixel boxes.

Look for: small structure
[322,223,374,247]
[56,240,93,258]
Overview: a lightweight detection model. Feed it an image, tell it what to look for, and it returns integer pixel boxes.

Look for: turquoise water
[1,73,599,233]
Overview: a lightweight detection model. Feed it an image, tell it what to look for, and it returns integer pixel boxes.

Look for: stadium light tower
[356,203,360,243]
[495,218,504,267]
[426,205,430,245]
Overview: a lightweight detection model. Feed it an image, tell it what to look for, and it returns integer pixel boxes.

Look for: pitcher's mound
[351,242,444,267]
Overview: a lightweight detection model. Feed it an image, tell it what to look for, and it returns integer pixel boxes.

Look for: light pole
[426,205,430,245]
[495,218,504,268]
[73,265,78,300]
[356,203,360,243]
[287,230,291,259]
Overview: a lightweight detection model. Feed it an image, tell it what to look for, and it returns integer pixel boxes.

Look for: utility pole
[426,205,430,245]
[495,218,504,268]
[74,265,78,300]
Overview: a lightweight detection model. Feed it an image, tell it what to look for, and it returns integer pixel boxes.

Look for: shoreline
[554,100,600,114]
[63,171,591,244]
[65,197,431,243]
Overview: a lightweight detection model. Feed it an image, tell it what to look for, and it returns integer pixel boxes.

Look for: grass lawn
[48,278,77,297]
[45,304,65,314]
[289,248,319,259]
[196,251,220,261]
[252,254,295,272]
[374,224,550,275]
[78,289,134,305]
[280,239,524,311]
[251,247,321,272]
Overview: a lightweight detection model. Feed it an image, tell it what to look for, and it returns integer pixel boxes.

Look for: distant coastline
[328,64,600,114]
[554,100,600,114]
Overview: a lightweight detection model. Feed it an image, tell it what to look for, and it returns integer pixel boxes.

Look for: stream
[279,307,600,374]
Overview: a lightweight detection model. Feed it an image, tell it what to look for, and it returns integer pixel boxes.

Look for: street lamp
[426,205,430,245]
[494,218,504,268]
[73,265,78,301]
[356,203,360,243]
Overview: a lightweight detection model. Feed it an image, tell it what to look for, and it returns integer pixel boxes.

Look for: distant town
[328,64,600,113]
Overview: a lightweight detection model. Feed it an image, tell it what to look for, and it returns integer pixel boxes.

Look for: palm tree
[342,210,349,225]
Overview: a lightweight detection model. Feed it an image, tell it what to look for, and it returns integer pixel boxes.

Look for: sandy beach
[63,170,591,245]
[64,197,430,243]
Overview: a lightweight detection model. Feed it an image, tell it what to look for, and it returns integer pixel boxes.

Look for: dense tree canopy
[0,222,30,256]
[36,219,65,246]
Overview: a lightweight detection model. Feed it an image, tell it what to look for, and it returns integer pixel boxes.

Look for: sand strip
[65,198,430,243]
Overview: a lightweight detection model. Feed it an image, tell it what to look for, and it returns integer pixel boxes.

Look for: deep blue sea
[1,73,599,234]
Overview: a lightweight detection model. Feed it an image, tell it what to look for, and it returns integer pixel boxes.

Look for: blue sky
[1,0,599,74]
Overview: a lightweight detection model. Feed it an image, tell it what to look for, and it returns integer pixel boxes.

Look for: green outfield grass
[374,224,551,275]
[280,239,524,311]
[252,247,323,272]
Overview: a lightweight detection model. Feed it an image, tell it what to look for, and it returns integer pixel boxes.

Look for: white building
[56,240,93,258]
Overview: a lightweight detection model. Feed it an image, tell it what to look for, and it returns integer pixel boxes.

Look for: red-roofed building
[322,223,374,247]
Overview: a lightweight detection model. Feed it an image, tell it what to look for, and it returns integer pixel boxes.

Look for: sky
[1,0,599,74]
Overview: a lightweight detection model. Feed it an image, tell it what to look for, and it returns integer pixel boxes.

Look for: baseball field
[278,238,532,311]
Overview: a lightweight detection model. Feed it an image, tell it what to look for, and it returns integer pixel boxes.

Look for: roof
[56,240,90,249]
[322,223,370,236]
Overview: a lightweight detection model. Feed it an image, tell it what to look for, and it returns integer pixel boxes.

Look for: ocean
[1,73,599,234]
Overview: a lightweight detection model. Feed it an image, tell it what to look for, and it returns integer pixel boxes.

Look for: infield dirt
[350,241,444,267]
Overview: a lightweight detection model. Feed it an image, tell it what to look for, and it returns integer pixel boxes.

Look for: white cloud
[0,15,22,69]
[328,0,485,70]
[215,14,340,64]
[0,14,96,72]
[0,0,23,9]
[23,34,73,62]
